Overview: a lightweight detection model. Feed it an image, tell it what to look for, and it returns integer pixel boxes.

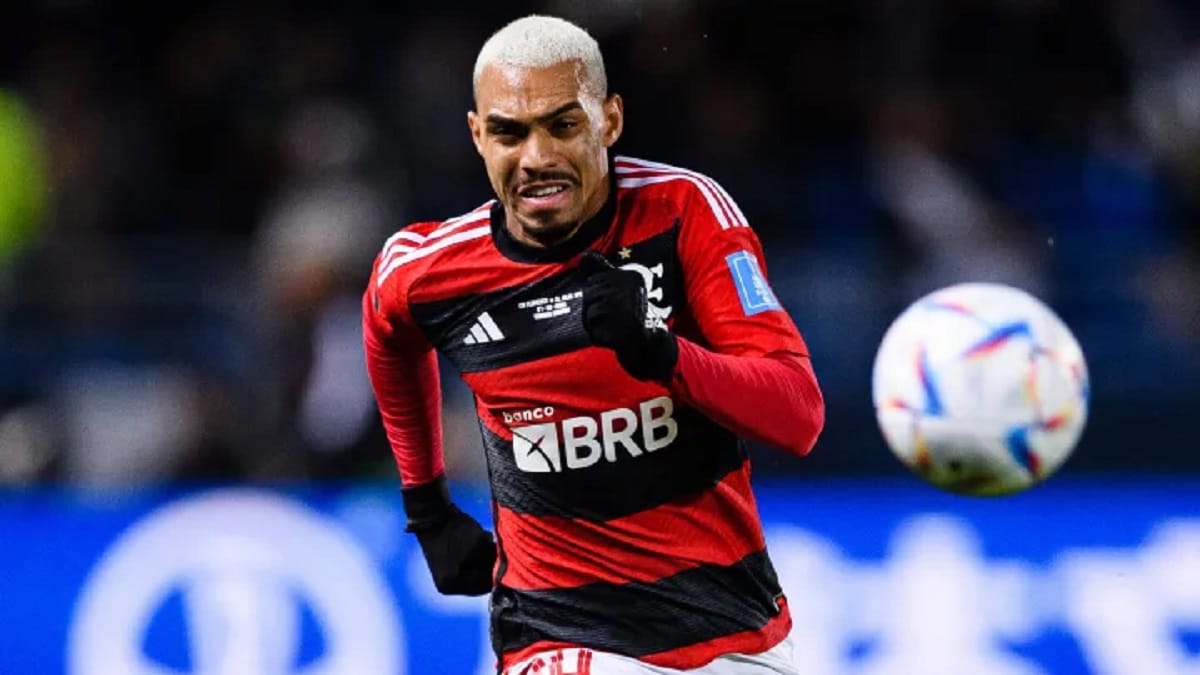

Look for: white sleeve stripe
[381,230,426,252]
[377,210,491,275]
[618,157,747,226]
[616,162,744,228]
[616,174,733,229]
[377,225,491,284]
[617,174,730,229]
[440,202,493,228]
[620,170,743,229]
[616,157,747,228]
[425,211,490,241]
[377,233,421,273]
[376,244,417,271]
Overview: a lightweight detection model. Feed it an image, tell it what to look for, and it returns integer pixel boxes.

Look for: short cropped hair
[472,15,607,100]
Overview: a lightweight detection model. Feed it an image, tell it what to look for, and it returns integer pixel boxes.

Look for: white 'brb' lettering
[510,396,678,473]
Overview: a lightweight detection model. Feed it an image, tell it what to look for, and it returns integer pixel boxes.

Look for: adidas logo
[463,312,505,344]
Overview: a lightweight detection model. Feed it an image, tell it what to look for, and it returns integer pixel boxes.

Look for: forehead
[475,61,596,118]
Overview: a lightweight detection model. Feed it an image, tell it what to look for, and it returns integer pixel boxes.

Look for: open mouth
[517,182,573,210]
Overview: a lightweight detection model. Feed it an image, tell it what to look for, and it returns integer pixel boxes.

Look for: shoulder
[368,201,495,323]
[614,155,748,230]
[372,201,495,294]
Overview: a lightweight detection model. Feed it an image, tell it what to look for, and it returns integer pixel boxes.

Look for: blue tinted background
[3,480,1198,675]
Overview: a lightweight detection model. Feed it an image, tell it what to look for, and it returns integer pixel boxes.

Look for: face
[469,60,623,246]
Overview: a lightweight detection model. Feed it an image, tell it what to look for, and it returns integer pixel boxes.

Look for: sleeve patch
[725,250,782,316]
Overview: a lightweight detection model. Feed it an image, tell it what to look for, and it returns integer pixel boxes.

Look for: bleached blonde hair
[472,15,608,101]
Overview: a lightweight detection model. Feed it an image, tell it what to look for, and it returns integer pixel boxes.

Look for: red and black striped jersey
[364,156,817,670]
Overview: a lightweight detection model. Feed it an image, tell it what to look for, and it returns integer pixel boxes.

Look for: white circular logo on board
[68,489,404,675]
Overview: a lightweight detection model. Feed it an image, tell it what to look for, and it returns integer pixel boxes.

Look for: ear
[601,93,624,148]
[467,110,484,156]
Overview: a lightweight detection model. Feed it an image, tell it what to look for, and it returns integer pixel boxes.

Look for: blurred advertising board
[0,479,1196,674]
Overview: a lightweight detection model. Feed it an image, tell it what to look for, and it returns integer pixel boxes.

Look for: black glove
[401,474,496,596]
[580,250,679,383]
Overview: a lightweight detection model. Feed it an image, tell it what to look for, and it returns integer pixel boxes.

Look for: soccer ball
[871,282,1090,497]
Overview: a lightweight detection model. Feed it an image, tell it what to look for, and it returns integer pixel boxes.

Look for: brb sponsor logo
[509,397,678,473]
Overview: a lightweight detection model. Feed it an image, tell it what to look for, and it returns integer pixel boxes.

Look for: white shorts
[504,636,797,675]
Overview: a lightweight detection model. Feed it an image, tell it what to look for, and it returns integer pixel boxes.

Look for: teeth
[527,185,566,198]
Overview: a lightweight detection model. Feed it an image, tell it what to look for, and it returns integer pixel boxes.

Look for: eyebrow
[485,101,584,128]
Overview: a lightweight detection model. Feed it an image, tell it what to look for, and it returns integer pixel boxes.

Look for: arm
[363,251,495,595]
[361,289,445,488]
[580,176,824,457]
[668,191,825,456]
[670,341,824,457]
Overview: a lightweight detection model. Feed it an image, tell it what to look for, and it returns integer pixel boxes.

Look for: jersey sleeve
[669,177,824,456]
[362,240,445,487]
[675,180,806,358]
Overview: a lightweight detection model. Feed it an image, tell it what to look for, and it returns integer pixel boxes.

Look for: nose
[518,128,558,175]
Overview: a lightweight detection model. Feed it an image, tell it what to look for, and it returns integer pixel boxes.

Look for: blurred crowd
[0,0,1197,488]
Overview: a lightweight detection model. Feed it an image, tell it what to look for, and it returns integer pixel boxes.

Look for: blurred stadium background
[0,1,1198,674]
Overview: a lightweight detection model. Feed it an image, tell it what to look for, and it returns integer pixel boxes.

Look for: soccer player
[363,14,824,675]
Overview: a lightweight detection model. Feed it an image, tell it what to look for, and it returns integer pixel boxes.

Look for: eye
[489,124,526,144]
[554,118,579,132]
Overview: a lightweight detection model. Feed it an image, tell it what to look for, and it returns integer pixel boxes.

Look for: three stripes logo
[463,312,505,345]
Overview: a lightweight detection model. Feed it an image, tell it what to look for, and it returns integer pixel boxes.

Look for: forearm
[668,337,825,456]
[363,326,445,487]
